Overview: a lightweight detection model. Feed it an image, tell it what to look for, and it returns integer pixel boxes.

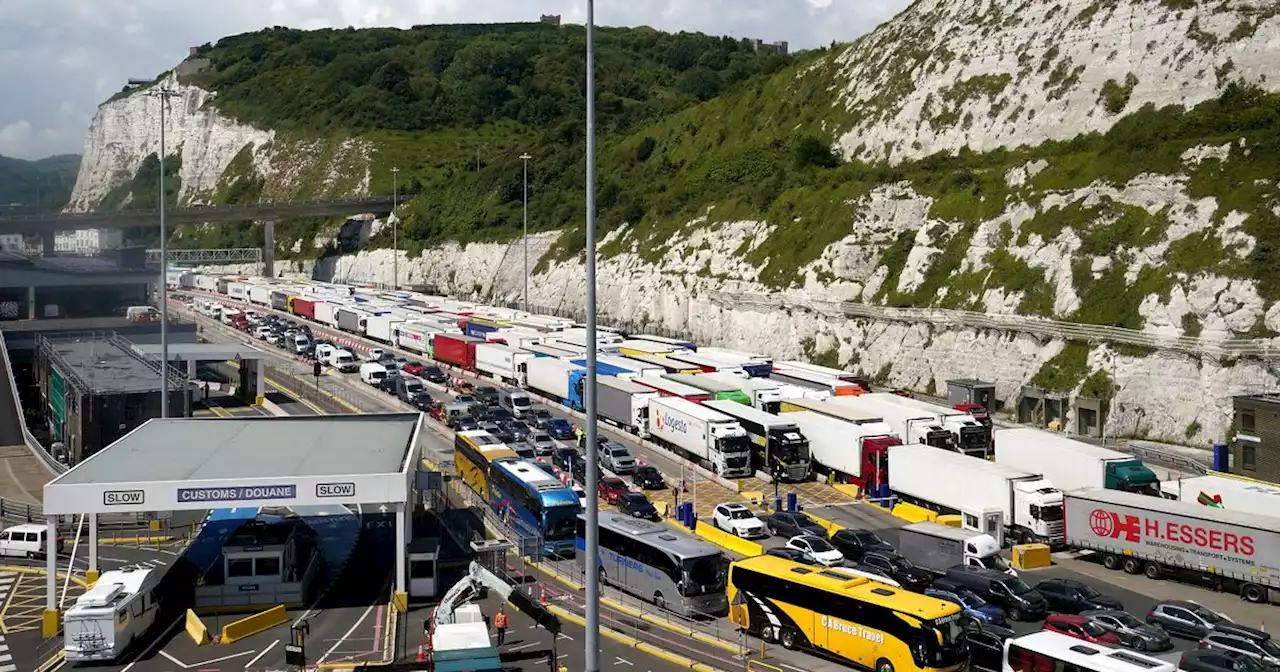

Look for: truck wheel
[1242,583,1267,603]
[1143,562,1163,580]
[876,658,895,672]
[1122,557,1142,574]
[1101,554,1122,570]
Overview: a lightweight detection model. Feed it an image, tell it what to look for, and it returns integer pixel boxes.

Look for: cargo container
[366,314,406,344]
[994,427,1159,495]
[597,377,660,437]
[601,356,665,380]
[525,358,585,405]
[1064,488,1280,603]
[248,285,272,306]
[617,340,684,358]
[567,355,653,381]
[314,301,339,327]
[618,352,700,375]
[227,282,248,300]
[647,397,751,477]
[628,334,698,351]
[394,323,440,356]
[898,522,1013,576]
[695,373,782,412]
[552,329,622,354]
[633,376,711,402]
[526,343,583,359]
[768,365,863,396]
[335,307,368,334]
[464,322,498,340]
[1160,473,1280,517]
[270,290,290,312]
[825,394,956,450]
[433,334,483,370]
[774,361,868,388]
[289,297,316,320]
[835,393,991,458]
[782,410,899,493]
[665,351,745,375]
[685,347,773,377]
[703,399,810,480]
[661,374,751,405]
[475,343,534,387]
[888,444,1064,547]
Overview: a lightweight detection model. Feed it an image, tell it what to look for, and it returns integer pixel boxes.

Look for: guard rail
[0,196,395,222]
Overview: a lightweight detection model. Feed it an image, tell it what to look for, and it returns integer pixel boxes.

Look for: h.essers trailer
[1064,488,1280,603]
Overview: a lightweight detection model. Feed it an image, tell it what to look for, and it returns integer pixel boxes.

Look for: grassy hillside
[0,154,80,213]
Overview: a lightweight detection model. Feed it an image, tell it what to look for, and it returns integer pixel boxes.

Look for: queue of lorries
[176,272,1280,613]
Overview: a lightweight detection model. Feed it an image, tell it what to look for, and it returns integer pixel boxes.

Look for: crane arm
[431,561,560,634]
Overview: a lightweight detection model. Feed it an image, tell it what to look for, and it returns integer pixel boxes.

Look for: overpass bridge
[0,196,396,275]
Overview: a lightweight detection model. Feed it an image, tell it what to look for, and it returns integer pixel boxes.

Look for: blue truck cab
[566,370,589,412]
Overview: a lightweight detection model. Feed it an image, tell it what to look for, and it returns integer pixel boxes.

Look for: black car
[1034,578,1122,614]
[490,408,515,423]
[766,547,816,565]
[855,552,932,592]
[632,465,666,490]
[378,373,403,395]
[829,528,894,563]
[1146,600,1258,640]
[943,566,1047,622]
[965,622,1017,672]
[571,459,603,486]
[552,448,580,474]
[467,403,491,422]
[761,511,827,538]
[422,366,447,384]
[618,492,660,520]
[475,386,500,406]
[1180,650,1268,672]
[454,417,480,432]
[500,420,532,443]
[1082,609,1173,652]
[528,409,555,429]
[411,392,436,412]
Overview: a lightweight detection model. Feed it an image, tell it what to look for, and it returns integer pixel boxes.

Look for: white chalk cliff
[78,0,1280,445]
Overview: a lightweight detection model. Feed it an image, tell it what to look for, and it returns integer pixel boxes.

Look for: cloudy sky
[0,0,909,161]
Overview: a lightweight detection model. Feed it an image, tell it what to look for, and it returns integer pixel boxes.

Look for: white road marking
[781,665,809,672]
[557,633,573,641]
[319,600,378,663]
[122,615,183,672]
[558,654,569,659]
[509,642,538,651]
[615,657,634,666]
[160,649,257,668]
[245,640,278,668]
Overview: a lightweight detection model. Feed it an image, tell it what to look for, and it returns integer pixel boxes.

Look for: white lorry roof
[651,396,735,422]
[996,427,1131,460]
[703,399,797,427]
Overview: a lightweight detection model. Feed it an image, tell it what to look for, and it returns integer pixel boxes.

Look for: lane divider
[548,604,730,672]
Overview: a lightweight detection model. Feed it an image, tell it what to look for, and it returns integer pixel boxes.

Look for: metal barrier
[0,326,65,475]
[1121,441,1211,475]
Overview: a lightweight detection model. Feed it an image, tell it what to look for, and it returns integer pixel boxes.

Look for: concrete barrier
[890,502,938,523]
[220,604,287,644]
[694,522,764,557]
[185,609,212,645]
[1013,544,1052,570]
[936,514,962,528]
[832,483,861,498]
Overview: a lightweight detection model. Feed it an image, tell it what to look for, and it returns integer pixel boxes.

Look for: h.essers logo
[821,616,885,644]
[654,408,689,434]
[1088,508,1256,556]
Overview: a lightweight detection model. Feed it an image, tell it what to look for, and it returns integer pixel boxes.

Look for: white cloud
[0,0,910,160]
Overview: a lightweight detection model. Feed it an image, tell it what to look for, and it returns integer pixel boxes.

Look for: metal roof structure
[49,339,168,394]
[42,414,422,515]
[129,342,266,362]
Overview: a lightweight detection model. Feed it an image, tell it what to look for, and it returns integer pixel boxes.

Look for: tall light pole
[391,167,400,291]
[519,153,531,312]
[584,2,601,672]
[148,85,181,419]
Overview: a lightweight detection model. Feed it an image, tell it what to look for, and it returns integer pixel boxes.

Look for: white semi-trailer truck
[475,343,534,387]
[848,393,991,458]
[1064,487,1280,603]
[829,394,957,451]
[646,397,752,477]
[1160,473,1280,516]
[995,427,1160,496]
[887,444,1065,547]
[596,377,659,437]
[703,399,811,481]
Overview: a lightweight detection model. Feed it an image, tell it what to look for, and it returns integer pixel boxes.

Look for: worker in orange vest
[493,607,509,646]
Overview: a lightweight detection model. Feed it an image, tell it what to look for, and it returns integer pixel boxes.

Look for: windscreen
[514,396,532,407]
[544,505,579,541]
[680,555,726,596]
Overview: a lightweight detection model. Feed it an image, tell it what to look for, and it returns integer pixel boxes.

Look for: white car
[254,325,273,340]
[786,535,844,567]
[365,348,388,361]
[572,485,588,510]
[712,503,767,538]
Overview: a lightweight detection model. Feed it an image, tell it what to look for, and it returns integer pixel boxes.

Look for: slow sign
[316,482,355,498]
[103,490,145,506]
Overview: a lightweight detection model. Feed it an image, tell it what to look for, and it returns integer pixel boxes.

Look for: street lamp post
[148,85,181,419]
[584,2,601,672]
[519,153,531,312]
[391,166,400,291]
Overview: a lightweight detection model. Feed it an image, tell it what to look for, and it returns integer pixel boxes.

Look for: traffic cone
[417,644,425,662]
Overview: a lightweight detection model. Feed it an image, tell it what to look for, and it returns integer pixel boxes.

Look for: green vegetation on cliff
[0,154,80,213]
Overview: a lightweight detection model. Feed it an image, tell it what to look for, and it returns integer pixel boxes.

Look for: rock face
[66,73,276,211]
[833,0,1280,164]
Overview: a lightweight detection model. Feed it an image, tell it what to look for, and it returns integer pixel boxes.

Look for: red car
[401,361,426,376]
[1042,614,1122,645]
[598,477,629,504]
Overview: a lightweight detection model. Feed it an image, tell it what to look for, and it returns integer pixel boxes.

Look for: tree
[792,135,839,169]
[679,67,721,102]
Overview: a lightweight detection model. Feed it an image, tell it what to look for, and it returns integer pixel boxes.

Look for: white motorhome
[64,567,162,662]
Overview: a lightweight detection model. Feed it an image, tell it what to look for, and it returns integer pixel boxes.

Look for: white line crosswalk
[0,570,15,672]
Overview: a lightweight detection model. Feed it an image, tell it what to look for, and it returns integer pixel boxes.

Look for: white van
[315,343,336,364]
[360,362,389,386]
[0,524,61,558]
[331,349,359,373]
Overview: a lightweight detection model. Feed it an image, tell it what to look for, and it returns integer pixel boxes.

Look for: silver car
[1200,632,1280,669]
[601,443,636,474]
[527,432,558,457]
[1082,610,1172,652]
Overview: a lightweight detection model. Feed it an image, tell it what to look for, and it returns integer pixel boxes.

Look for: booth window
[410,560,436,579]
[228,558,254,577]
[256,557,281,577]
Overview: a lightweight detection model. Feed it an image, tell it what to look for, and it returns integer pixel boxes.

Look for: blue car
[546,418,576,440]
[926,586,1007,626]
